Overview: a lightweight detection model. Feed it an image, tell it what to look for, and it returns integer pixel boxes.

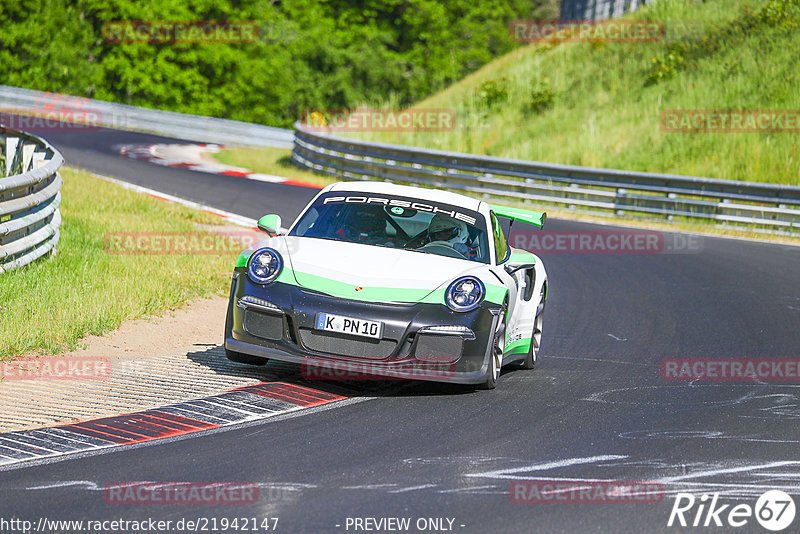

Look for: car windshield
[289,192,490,263]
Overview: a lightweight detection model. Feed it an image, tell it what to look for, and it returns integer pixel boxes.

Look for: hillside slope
[350,0,800,185]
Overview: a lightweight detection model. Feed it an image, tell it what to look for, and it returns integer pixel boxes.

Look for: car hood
[278,236,484,304]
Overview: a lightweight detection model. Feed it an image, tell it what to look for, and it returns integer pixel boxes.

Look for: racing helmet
[428,214,469,246]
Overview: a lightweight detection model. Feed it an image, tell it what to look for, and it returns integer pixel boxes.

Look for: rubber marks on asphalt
[118,143,319,188]
[0,382,345,468]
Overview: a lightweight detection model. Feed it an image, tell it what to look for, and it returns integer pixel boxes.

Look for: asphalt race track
[1,125,800,533]
[38,125,316,221]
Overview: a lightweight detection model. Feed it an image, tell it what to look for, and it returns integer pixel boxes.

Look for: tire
[478,305,506,390]
[520,284,546,370]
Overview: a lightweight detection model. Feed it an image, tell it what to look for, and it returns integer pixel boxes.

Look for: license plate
[315,313,384,339]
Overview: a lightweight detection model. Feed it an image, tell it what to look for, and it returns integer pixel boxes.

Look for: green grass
[344,0,800,185]
[0,168,237,360]
[211,147,334,189]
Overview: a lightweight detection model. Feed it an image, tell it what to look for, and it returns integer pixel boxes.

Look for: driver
[427,214,472,256]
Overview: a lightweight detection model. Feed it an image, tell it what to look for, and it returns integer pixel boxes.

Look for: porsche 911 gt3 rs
[224,181,547,389]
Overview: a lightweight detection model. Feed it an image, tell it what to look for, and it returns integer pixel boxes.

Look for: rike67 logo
[668,490,796,531]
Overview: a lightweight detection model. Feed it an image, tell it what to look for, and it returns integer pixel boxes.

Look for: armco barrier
[291,123,800,232]
[0,128,63,273]
[0,84,293,149]
[560,0,654,21]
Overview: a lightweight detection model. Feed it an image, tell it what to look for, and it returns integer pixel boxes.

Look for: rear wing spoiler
[490,204,546,228]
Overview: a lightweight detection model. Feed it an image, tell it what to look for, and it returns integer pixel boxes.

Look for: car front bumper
[224,272,500,384]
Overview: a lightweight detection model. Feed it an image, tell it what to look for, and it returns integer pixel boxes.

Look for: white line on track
[27,480,101,491]
[660,460,800,484]
[465,455,628,480]
[388,484,438,493]
[90,172,258,227]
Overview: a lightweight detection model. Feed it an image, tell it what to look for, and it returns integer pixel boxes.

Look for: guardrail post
[4,136,19,176]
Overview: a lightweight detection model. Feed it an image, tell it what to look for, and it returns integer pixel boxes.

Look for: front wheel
[478,306,506,390]
[520,285,545,370]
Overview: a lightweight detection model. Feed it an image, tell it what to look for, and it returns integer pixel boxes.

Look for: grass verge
[0,168,238,360]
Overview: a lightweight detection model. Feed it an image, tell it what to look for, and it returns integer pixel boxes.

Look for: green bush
[646,0,800,86]
[475,77,509,110]
[527,84,555,115]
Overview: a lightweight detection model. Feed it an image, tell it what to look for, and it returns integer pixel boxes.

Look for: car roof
[327,181,483,212]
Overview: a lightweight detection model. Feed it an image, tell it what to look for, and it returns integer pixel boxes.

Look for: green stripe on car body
[239,258,507,307]
[509,249,537,264]
[484,284,507,306]
[293,271,435,303]
[292,270,506,306]
[235,250,254,268]
[238,245,507,306]
[504,338,531,355]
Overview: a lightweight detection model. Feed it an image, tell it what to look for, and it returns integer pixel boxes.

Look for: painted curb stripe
[0,382,345,468]
[120,143,321,189]
[247,382,340,407]
[92,173,259,229]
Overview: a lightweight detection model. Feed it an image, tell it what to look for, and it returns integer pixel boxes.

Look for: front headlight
[445,276,485,312]
[247,248,283,285]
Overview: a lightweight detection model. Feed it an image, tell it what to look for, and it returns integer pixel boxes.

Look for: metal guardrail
[292,123,800,232]
[560,0,654,21]
[0,128,63,273]
[0,84,294,149]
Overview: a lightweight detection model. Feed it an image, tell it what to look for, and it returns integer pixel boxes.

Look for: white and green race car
[225,181,547,389]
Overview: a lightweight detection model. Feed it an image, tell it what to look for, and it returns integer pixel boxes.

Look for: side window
[293,207,320,236]
[490,212,508,264]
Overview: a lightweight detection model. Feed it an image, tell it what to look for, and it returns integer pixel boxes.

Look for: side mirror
[257,214,282,236]
[504,262,535,276]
